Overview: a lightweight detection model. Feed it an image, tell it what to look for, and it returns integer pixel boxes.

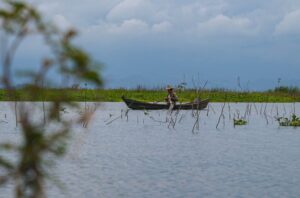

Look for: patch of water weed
[233,119,248,126]
[277,114,300,127]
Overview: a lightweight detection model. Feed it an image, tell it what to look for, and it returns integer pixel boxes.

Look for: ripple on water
[0,102,300,198]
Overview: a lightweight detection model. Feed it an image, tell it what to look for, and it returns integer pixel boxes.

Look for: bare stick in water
[14,101,18,127]
[216,103,226,129]
[105,115,122,125]
[228,103,231,120]
[209,104,216,114]
[253,103,258,115]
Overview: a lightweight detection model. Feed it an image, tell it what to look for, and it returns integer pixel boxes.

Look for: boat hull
[122,97,209,110]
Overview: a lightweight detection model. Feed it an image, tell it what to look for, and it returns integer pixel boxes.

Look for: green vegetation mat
[277,114,300,127]
[233,119,248,126]
[1,88,300,102]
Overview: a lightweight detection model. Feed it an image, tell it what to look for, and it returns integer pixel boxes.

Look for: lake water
[1,102,300,198]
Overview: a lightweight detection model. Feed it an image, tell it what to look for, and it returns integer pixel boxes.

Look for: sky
[7,0,300,89]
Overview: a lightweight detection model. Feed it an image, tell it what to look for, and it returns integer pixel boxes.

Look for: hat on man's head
[166,85,174,90]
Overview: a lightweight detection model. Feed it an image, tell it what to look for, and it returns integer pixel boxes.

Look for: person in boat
[165,85,178,105]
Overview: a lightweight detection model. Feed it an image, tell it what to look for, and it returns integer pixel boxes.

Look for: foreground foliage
[0,1,102,198]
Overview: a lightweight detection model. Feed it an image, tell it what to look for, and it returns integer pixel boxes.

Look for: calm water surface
[0,102,300,198]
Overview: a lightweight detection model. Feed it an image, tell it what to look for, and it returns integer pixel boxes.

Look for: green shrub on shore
[273,86,300,94]
[0,88,299,102]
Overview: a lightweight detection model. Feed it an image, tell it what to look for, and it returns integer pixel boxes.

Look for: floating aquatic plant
[277,114,300,127]
[233,119,247,126]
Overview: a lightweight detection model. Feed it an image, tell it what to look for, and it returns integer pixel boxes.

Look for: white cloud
[86,18,150,37]
[106,0,153,22]
[274,9,300,35]
[152,21,172,33]
[35,1,59,14]
[52,14,73,30]
[197,14,255,36]
[180,1,226,21]
[108,19,149,34]
[23,0,281,39]
[83,20,174,42]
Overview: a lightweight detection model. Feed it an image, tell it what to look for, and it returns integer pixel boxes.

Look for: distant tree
[0,1,103,198]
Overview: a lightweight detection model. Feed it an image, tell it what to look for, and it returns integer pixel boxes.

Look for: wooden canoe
[122,96,209,110]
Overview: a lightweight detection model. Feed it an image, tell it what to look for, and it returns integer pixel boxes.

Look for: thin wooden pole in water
[228,103,231,120]
[192,110,200,133]
[171,109,180,129]
[209,104,216,114]
[293,102,296,115]
[42,100,46,125]
[14,100,18,127]
[253,103,258,114]
[206,104,210,117]
[259,104,263,115]
[216,102,226,129]
[283,104,286,115]
[42,81,46,125]
[192,101,201,133]
[84,83,87,112]
[270,103,274,115]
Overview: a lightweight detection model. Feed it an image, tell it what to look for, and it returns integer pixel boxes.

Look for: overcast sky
[12,0,300,89]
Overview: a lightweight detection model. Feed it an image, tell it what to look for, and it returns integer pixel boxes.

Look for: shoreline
[1,89,300,103]
[0,101,299,103]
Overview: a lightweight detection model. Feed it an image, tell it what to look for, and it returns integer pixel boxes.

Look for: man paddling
[165,85,178,107]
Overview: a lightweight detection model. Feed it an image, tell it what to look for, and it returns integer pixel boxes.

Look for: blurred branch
[0,1,103,198]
